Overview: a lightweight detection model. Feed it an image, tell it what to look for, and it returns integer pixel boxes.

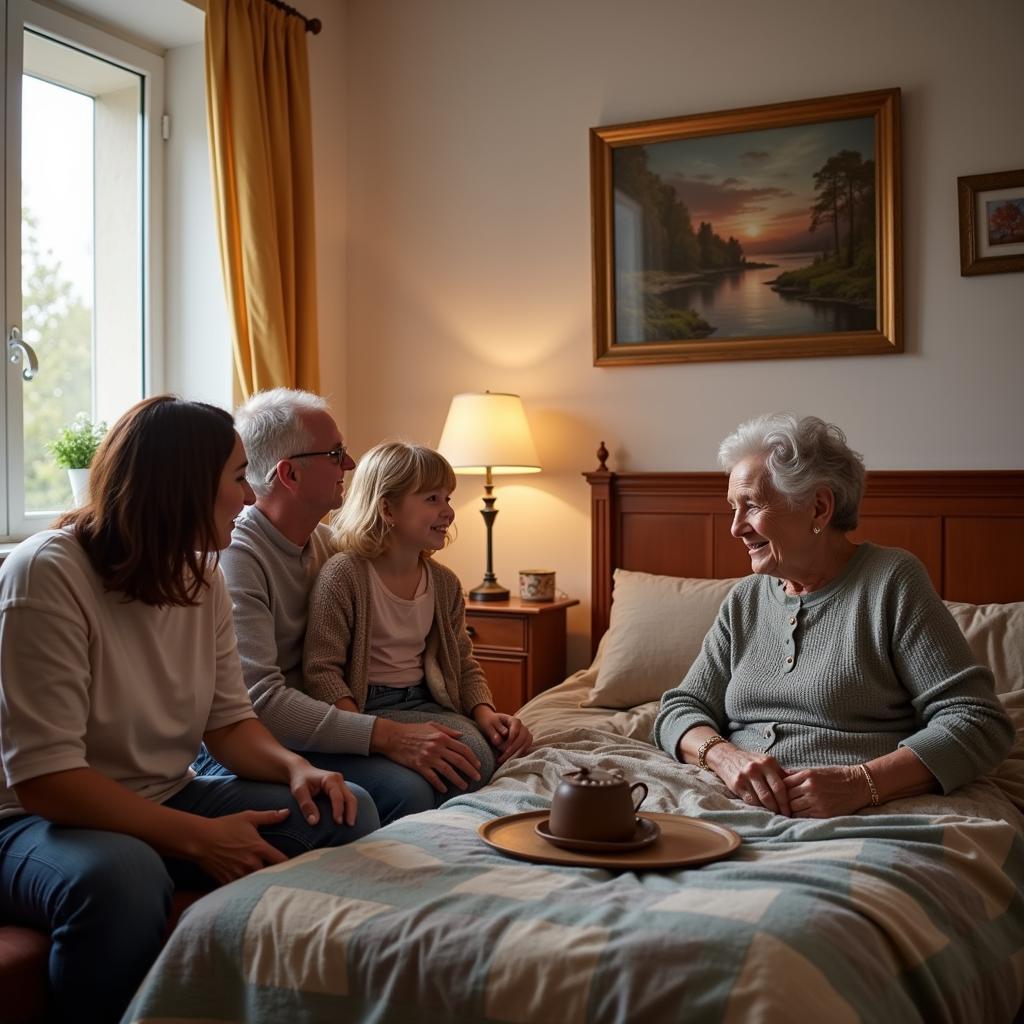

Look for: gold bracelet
[859,763,880,806]
[697,734,727,771]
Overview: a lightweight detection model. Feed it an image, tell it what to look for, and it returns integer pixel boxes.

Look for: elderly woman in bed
[653,413,1013,818]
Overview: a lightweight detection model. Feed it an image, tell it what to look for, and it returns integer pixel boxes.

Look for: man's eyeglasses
[264,446,350,483]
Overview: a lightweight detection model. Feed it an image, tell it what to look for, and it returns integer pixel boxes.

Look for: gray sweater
[652,543,1014,794]
[219,505,380,755]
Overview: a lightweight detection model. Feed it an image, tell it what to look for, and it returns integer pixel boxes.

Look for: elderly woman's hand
[784,766,870,817]
[704,743,791,815]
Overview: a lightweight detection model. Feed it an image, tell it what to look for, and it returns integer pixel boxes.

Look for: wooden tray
[479,811,740,870]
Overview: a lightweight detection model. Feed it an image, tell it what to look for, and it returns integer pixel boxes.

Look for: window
[2,0,163,540]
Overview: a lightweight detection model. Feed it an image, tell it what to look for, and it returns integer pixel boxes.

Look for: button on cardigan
[652,543,1014,793]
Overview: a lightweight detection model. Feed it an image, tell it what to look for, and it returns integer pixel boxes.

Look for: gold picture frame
[590,88,902,366]
[957,168,1024,276]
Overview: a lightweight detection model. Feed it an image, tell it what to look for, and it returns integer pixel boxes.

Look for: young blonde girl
[303,442,532,797]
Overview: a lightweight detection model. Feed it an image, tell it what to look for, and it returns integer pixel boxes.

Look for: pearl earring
[812,526,821,535]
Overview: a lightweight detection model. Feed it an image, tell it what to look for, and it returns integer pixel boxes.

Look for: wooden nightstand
[463,596,579,714]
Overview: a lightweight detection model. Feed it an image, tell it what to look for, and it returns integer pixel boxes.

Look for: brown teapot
[548,767,648,842]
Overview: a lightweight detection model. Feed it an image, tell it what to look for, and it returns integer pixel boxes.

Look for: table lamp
[437,391,541,601]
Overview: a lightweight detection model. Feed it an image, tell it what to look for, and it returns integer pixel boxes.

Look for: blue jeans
[0,775,377,1024]
[193,684,496,822]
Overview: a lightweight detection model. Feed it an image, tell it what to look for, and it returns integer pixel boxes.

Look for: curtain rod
[264,0,322,34]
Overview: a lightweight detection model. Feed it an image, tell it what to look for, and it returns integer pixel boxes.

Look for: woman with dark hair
[0,396,379,1023]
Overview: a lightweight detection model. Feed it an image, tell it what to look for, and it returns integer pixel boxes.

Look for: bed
[124,464,1024,1024]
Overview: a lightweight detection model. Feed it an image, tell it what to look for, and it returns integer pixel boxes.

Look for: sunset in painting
[612,116,877,343]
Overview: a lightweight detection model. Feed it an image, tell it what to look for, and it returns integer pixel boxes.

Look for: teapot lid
[561,767,625,788]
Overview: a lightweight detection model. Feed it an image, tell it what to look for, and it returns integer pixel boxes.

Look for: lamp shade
[437,392,541,475]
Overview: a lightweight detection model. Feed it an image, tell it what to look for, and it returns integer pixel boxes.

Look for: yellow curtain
[205,0,319,400]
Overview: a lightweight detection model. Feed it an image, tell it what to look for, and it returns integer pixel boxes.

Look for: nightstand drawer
[461,596,578,714]
[465,615,526,651]
[474,656,528,714]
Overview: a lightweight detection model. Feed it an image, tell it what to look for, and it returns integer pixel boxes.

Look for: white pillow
[945,600,1024,695]
[582,570,739,709]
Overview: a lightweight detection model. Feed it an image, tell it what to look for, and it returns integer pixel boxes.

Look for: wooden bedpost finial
[596,441,609,473]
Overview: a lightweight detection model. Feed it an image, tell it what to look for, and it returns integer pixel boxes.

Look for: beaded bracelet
[697,734,727,771]
[859,763,880,806]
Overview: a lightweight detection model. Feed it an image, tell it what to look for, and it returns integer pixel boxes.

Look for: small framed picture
[957,168,1024,276]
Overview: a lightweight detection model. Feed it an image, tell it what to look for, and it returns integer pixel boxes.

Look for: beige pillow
[582,570,740,709]
[945,600,1024,695]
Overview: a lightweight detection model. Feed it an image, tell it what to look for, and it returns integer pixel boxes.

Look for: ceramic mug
[548,767,648,842]
[519,569,555,602]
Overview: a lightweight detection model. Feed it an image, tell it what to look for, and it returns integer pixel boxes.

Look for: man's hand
[472,705,533,765]
[371,718,481,793]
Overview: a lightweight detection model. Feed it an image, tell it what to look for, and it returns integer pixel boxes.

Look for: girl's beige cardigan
[303,552,494,715]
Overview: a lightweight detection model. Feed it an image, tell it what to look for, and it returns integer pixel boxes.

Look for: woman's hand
[370,718,481,793]
[472,705,533,765]
[704,743,791,816]
[288,762,360,826]
[784,766,871,818]
[188,810,291,884]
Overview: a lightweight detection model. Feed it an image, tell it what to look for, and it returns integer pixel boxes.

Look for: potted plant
[49,413,107,506]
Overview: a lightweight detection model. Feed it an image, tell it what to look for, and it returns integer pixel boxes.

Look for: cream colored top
[366,561,435,687]
[0,530,256,819]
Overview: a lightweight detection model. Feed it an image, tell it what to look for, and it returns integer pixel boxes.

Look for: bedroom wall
[326,0,1024,670]
[303,0,348,414]
[164,41,233,407]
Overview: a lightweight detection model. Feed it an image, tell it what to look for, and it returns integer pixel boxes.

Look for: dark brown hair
[57,395,236,606]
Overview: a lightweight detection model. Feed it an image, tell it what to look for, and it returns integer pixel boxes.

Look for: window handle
[7,327,39,382]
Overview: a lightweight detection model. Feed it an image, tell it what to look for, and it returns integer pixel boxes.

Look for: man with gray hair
[196,388,483,823]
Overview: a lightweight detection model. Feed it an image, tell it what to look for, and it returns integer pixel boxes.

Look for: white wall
[322,0,1024,670]
[163,40,232,407]
[302,0,348,414]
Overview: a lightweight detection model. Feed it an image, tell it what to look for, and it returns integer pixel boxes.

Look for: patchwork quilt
[123,686,1024,1024]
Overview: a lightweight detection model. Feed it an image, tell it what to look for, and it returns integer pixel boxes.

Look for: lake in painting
[656,253,876,337]
[613,117,878,344]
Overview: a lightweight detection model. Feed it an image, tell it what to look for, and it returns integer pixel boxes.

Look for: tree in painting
[614,146,747,341]
[773,149,876,308]
[987,199,1024,245]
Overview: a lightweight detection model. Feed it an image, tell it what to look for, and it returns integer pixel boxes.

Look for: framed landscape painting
[590,88,902,365]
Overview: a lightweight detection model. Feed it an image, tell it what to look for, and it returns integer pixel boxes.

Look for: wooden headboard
[586,467,1024,656]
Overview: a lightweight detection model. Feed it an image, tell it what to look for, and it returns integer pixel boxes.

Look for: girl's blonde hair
[331,441,457,558]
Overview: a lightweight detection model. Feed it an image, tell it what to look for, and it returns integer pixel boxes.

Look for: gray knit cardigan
[653,543,1014,793]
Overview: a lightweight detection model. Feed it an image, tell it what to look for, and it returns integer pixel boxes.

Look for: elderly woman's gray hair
[718,413,866,532]
[235,388,331,498]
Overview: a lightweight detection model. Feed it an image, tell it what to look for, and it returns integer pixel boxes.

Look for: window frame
[2,0,164,542]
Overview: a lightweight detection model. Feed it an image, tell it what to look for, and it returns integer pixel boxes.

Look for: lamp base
[468,580,510,602]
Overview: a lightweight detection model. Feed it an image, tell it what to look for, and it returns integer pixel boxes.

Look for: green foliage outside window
[22,208,94,511]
